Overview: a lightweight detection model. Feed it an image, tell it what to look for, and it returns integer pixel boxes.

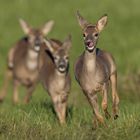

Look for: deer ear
[76,11,89,29]
[43,39,54,53]
[62,34,72,52]
[19,18,31,35]
[41,20,54,35]
[96,14,108,32]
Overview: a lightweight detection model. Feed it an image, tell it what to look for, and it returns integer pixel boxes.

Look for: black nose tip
[35,42,40,46]
[35,40,41,46]
[86,41,91,46]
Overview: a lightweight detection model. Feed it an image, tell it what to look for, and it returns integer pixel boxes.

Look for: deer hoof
[114,114,119,120]
[105,112,111,120]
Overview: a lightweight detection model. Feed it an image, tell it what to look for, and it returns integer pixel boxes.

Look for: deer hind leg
[13,80,20,104]
[84,90,104,126]
[51,93,68,124]
[0,46,15,102]
[24,84,35,104]
[101,83,111,119]
[110,73,119,119]
[0,68,13,102]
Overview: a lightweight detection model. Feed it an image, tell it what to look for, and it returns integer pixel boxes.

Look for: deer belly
[83,80,103,92]
[14,66,39,85]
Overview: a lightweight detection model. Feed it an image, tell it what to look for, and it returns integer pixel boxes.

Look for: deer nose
[86,40,93,45]
[86,41,91,46]
[59,60,66,69]
[35,40,40,46]
[59,64,65,69]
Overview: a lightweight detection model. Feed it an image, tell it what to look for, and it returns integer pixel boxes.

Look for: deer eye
[65,56,69,60]
[94,33,99,37]
[83,34,86,37]
[54,56,58,60]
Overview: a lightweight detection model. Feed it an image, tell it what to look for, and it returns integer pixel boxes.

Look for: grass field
[0,0,140,139]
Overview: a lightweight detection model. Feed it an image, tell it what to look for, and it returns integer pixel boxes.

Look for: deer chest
[48,77,66,94]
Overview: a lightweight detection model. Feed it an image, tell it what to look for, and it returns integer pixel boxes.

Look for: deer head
[44,35,72,73]
[76,11,107,52]
[19,19,54,52]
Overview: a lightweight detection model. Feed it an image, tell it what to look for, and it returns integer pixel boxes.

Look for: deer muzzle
[58,61,67,73]
[85,40,95,51]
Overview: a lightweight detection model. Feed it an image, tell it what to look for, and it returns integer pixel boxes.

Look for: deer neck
[54,69,66,80]
[26,48,39,71]
[83,49,97,73]
[50,69,66,88]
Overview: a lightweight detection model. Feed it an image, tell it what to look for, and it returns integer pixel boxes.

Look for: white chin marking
[87,46,94,51]
[35,46,40,51]
[59,67,65,72]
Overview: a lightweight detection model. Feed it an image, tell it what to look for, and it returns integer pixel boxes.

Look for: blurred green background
[0,0,140,139]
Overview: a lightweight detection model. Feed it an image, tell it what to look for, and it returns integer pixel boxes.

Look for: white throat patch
[26,49,39,70]
[84,51,96,72]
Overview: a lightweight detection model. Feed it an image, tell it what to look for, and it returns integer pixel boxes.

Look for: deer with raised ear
[0,19,54,104]
[39,35,71,124]
[74,11,119,126]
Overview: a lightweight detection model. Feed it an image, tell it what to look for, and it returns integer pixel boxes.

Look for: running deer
[0,19,54,104]
[39,35,71,124]
[74,11,119,126]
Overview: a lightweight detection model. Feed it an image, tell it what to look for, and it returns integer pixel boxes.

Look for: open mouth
[58,67,66,73]
[86,42,95,51]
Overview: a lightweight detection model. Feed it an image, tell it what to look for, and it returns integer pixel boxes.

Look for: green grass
[0,0,140,139]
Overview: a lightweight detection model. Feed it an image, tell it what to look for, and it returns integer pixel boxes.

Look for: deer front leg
[0,69,13,102]
[13,80,20,104]
[101,83,111,119]
[51,92,68,124]
[110,73,119,119]
[8,46,15,68]
[84,90,104,126]
[24,84,35,104]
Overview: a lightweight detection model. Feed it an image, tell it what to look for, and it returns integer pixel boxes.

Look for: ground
[0,0,140,140]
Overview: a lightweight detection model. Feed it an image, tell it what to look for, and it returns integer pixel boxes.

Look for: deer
[74,11,119,127]
[39,35,71,124]
[0,19,54,104]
